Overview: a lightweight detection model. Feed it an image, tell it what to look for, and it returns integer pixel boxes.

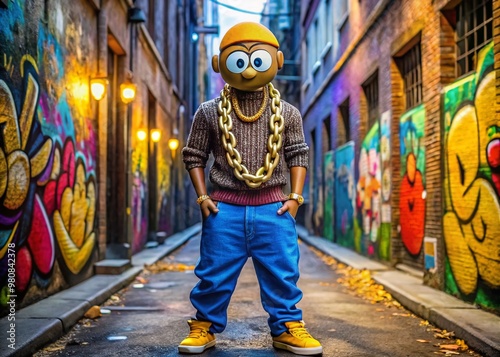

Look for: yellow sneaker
[272,321,323,355]
[178,319,216,354]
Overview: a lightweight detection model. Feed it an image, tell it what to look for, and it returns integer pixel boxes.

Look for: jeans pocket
[276,202,296,222]
[203,201,220,221]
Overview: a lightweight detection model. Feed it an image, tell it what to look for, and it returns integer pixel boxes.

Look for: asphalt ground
[32,234,484,357]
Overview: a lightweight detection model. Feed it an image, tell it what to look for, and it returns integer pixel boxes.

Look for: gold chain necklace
[218,83,284,188]
[231,86,269,122]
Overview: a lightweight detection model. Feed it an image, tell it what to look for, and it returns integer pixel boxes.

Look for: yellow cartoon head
[212,22,284,91]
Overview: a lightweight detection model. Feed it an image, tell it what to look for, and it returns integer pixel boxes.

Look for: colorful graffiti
[442,42,500,310]
[356,122,381,257]
[379,111,391,260]
[323,151,334,241]
[399,104,426,256]
[0,2,97,313]
[131,146,148,253]
[355,112,391,261]
[334,142,355,249]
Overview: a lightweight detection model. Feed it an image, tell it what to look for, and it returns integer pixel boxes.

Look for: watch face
[298,196,304,204]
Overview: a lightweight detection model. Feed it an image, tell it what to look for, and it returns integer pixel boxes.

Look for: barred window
[362,72,379,129]
[397,43,423,110]
[456,0,493,77]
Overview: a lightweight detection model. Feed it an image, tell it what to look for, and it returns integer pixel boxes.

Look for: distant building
[261,0,301,109]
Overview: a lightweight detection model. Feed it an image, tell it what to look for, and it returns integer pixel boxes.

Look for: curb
[297,225,500,357]
[0,224,201,357]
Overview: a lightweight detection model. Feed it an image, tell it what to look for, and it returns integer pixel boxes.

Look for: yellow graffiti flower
[53,162,96,274]
[0,66,52,257]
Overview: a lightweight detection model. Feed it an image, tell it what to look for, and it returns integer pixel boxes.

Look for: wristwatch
[288,193,304,206]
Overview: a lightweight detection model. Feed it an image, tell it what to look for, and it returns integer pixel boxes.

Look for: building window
[148,0,156,40]
[325,0,333,45]
[396,43,422,110]
[163,0,169,64]
[337,0,349,28]
[322,116,331,153]
[456,0,493,77]
[337,98,350,146]
[362,72,379,128]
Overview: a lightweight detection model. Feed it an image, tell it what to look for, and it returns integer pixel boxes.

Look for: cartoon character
[179,22,322,355]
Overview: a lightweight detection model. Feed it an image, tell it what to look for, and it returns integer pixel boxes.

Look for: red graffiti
[399,153,425,255]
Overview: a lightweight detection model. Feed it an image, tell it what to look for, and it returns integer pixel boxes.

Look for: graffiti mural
[442,42,500,311]
[379,111,391,260]
[323,151,334,241]
[399,104,426,256]
[0,1,98,313]
[334,142,355,249]
[131,142,148,253]
[356,122,381,257]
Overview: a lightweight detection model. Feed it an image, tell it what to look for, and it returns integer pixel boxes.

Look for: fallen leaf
[392,313,411,317]
[440,345,460,351]
[328,328,336,332]
[44,346,65,352]
[135,276,148,284]
[435,330,455,339]
[417,339,430,343]
[144,261,195,273]
[420,320,430,326]
[434,352,460,355]
[84,306,102,319]
[376,308,385,312]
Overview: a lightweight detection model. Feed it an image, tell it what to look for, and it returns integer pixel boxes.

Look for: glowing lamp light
[137,128,147,141]
[90,78,108,101]
[151,129,162,142]
[120,80,137,104]
[168,138,180,151]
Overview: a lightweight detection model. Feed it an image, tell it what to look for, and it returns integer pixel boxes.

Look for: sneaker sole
[273,341,323,356]
[178,340,216,354]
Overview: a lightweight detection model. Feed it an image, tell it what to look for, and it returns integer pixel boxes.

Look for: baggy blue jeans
[190,201,303,336]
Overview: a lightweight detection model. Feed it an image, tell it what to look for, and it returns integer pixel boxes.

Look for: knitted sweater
[182,88,309,205]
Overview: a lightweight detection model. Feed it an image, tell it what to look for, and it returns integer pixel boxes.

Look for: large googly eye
[226,51,249,73]
[250,50,272,72]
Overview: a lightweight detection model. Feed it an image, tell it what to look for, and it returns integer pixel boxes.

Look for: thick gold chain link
[218,83,284,188]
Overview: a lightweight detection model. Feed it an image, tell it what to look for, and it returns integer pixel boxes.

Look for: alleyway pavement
[2,224,499,356]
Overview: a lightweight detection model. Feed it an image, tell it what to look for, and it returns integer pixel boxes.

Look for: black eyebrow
[230,42,267,51]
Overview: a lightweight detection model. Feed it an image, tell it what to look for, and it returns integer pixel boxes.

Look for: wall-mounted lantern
[120,78,137,104]
[151,129,162,143]
[90,77,108,101]
[136,128,148,141]
[168,138,180,154]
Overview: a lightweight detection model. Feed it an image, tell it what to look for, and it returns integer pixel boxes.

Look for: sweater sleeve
[284,105,309,169]
[182,104,211,170]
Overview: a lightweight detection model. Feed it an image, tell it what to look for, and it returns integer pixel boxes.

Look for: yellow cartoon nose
[241,66,257,79]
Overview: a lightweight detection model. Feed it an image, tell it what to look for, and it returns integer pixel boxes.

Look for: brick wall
[301,0,496,286]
